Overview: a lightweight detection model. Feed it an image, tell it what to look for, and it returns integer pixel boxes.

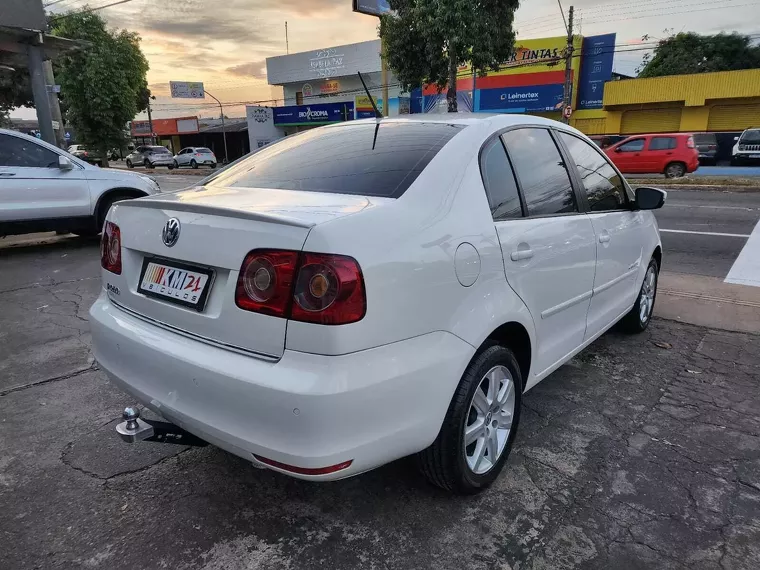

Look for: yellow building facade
[567,69,760,135]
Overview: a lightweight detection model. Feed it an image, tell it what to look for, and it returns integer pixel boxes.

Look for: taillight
[687,136,695,149]
[235,250,366,325]
[100,221,122,274]
[195,153,201,157]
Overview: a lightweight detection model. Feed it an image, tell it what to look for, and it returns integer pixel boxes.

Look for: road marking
[665,203,755,211]
[661,288,760,309]
[660,229,751,238]
[725,219,760,287]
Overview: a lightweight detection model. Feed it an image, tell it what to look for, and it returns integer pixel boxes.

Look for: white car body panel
[90,114,662,480]
[0,129,160,232]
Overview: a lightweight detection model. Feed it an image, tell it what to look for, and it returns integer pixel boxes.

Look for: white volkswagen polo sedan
[90,115,664,494]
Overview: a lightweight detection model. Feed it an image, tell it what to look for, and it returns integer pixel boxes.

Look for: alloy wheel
[463,365,516,475]
[639,265,657,324]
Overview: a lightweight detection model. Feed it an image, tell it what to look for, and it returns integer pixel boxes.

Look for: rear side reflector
[100,221,122,275]
[235,249,366,325]
[253,455,353,476]
[687,136,695,149]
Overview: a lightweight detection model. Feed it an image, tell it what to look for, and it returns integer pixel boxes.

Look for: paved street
[1,186,759,569]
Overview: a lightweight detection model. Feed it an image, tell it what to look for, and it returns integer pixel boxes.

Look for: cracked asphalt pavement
[1,235,759,570]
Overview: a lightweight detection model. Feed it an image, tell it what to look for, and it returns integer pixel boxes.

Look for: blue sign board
[476,84,564,113]
[577,33,616,110]
[273,102,354,126]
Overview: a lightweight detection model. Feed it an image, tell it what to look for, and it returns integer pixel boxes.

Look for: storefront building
[130,116,199,153]
[261,39,409,135]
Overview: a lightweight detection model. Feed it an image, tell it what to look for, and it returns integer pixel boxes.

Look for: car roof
[330,113,561,129]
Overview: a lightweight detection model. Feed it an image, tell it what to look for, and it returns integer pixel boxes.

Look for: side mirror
[58,155,74,170]
[734,136,740,141]
[635,187,666,210]
[614,147,622,153]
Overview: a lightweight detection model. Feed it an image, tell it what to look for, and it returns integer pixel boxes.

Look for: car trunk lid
[105,185,385,358]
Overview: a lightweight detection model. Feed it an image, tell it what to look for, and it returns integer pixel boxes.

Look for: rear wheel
[126,159,133,169]
[190,159,198,169]
[664,162,686,178]
[621,258,659,333]
[143,158,153,169]
[417,344,522,494]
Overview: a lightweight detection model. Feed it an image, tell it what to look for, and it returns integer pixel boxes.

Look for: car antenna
[357,71,382,120]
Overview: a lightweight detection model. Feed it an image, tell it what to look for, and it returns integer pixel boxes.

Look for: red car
[604,133,699,178]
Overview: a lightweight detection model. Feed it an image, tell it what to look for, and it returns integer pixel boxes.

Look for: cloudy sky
[31,0,760,120]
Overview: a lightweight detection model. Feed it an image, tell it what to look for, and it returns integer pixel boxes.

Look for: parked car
[731,128,760,166]
[0,128,160,236]
[125,145,175,169]
[173,147,217,169]
[588,135,626,149]
[693,133,718,165]
[67,144,102,164]
[91,116,664,494]
[604,133,699,178]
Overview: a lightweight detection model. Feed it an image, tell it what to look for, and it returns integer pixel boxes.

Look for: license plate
[138,259,214,310]
[750,154,760,159]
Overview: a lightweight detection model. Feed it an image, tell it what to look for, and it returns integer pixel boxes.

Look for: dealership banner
[577,33,616,110]
[273,102,354,126]
[476,84,564,113]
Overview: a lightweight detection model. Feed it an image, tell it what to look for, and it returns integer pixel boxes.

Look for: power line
[49,0,135,21]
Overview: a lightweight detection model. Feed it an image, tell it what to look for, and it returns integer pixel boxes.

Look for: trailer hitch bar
[116,407,208,447]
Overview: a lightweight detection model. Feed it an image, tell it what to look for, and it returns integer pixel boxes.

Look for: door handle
[0,172,16,177]
[599,233,611,243]
[510,249,534,261]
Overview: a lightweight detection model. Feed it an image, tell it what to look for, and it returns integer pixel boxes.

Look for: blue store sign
[273,102,354,126]
[577,33,616,110]
[476,84,564,113]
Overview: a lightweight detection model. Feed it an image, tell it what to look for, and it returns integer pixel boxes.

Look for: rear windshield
[196,147,212,153]
[207,122,464,198]
[150,146,171,153]
[693,134,716,143]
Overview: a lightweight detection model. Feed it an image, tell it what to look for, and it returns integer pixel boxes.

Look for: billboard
[476,84,565,113]
[577,34,616,110]
[266,40,381,84]
[0,0,45,31]
[169,81,205,99]
[353,0,391,16]
[273,102,354,126]
[355,95,383,119]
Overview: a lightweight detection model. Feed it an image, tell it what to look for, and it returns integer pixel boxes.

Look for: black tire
[621,257,659,333]
[417,343,523,494]
[168,164,174,170]
[190,159,198,169]
[126,159,133,169]
[210,163,217,169]
[664,162,686,178]
[173,160,179,169]
[96,193,134,231]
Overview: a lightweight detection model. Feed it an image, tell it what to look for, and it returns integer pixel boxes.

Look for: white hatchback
[90,115,664,494]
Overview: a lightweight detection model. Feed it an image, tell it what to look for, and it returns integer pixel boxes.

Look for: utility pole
[285,21,289,54]
[146,96,156,144]
[42,60,66,148]
[561,5,574,124]
[205,90,228,164]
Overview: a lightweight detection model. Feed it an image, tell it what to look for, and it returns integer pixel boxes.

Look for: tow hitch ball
[115,407,208,447]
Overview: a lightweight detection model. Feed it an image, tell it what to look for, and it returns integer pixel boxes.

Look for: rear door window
[479,137,522,220]
[649,137,677,150]
[501,128,577,216]
[208,122,464,198]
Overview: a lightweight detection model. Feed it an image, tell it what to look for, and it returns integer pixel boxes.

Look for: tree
[50,10,149,166]
[380,0,519,112]
[0,69,33,128]
[638,32,760,78]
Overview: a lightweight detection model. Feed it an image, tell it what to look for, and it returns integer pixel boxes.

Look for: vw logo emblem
[162,218,181,247]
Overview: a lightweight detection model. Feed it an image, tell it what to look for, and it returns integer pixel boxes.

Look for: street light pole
[146,95,155,144]
[561,5,575,124]
[205,90,228,164]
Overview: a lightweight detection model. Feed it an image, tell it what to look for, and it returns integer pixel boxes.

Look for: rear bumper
[89,293,473,480]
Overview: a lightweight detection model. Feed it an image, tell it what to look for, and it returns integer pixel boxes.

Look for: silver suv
[731,128,760,166]
[0,129,160,237]
[125,145,175,169]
